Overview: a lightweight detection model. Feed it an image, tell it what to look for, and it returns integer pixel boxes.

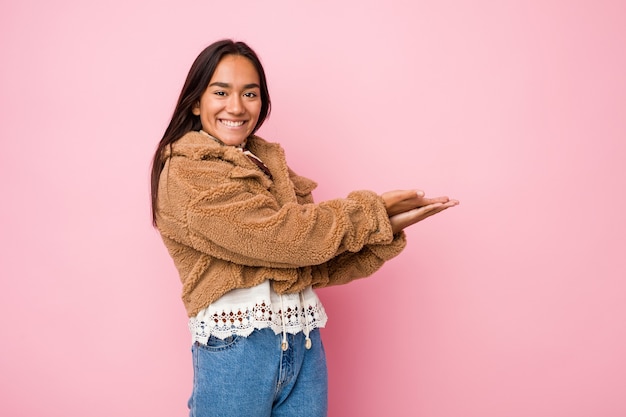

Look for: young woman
[151,39,458,417]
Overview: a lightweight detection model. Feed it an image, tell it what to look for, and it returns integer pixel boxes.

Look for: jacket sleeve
[312,232,407,288]
[157,156,396,269]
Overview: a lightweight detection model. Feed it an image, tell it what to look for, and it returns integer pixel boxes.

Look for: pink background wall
[2,1,625,416]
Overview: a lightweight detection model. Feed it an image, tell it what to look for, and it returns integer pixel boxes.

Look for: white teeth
[220,119,245,127]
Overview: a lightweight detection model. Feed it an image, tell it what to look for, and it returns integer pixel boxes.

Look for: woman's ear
[192,102,200,116]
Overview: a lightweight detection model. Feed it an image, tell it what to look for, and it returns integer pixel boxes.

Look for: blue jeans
[189,328,328,417]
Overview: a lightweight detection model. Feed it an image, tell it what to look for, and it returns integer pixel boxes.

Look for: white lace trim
[188,285,327,343]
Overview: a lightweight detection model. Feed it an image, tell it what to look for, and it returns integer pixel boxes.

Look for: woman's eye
[244,92,257,98]
[214,91,226,96]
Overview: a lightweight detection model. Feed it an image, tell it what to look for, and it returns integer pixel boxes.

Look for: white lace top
[189,281,327,343]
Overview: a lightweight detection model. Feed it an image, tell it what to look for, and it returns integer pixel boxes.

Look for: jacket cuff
[345,190,395,246]
[367,230,407,261]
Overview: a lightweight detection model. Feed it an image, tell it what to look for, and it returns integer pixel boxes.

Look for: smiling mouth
[220,119,246,127]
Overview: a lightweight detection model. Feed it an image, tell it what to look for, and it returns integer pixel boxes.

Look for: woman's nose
[226,95,244,114]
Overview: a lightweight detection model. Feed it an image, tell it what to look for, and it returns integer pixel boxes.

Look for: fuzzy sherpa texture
[156,131,407,317]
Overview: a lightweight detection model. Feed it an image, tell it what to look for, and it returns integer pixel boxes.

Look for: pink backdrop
[2,1,625,416]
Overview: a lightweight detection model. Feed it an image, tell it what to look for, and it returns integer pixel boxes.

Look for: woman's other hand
[381,190,459,234]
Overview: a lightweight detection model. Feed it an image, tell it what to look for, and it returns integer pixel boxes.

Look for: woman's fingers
[382,190,456,216]
[389,200,459,233]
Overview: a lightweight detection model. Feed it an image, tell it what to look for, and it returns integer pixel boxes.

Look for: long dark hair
[150,40,271,225]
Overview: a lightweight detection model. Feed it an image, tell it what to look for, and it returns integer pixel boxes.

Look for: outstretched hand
[381,190,459,234]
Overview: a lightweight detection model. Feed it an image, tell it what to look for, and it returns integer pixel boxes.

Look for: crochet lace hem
[189,300,327,343]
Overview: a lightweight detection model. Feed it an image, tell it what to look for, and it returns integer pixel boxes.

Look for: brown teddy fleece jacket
[156,131,407,317]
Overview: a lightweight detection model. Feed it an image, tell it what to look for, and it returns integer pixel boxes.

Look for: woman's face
[193,55,262,146]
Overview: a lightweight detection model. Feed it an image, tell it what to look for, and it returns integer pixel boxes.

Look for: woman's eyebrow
[208,81,230,88]
[208,82,260,89]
